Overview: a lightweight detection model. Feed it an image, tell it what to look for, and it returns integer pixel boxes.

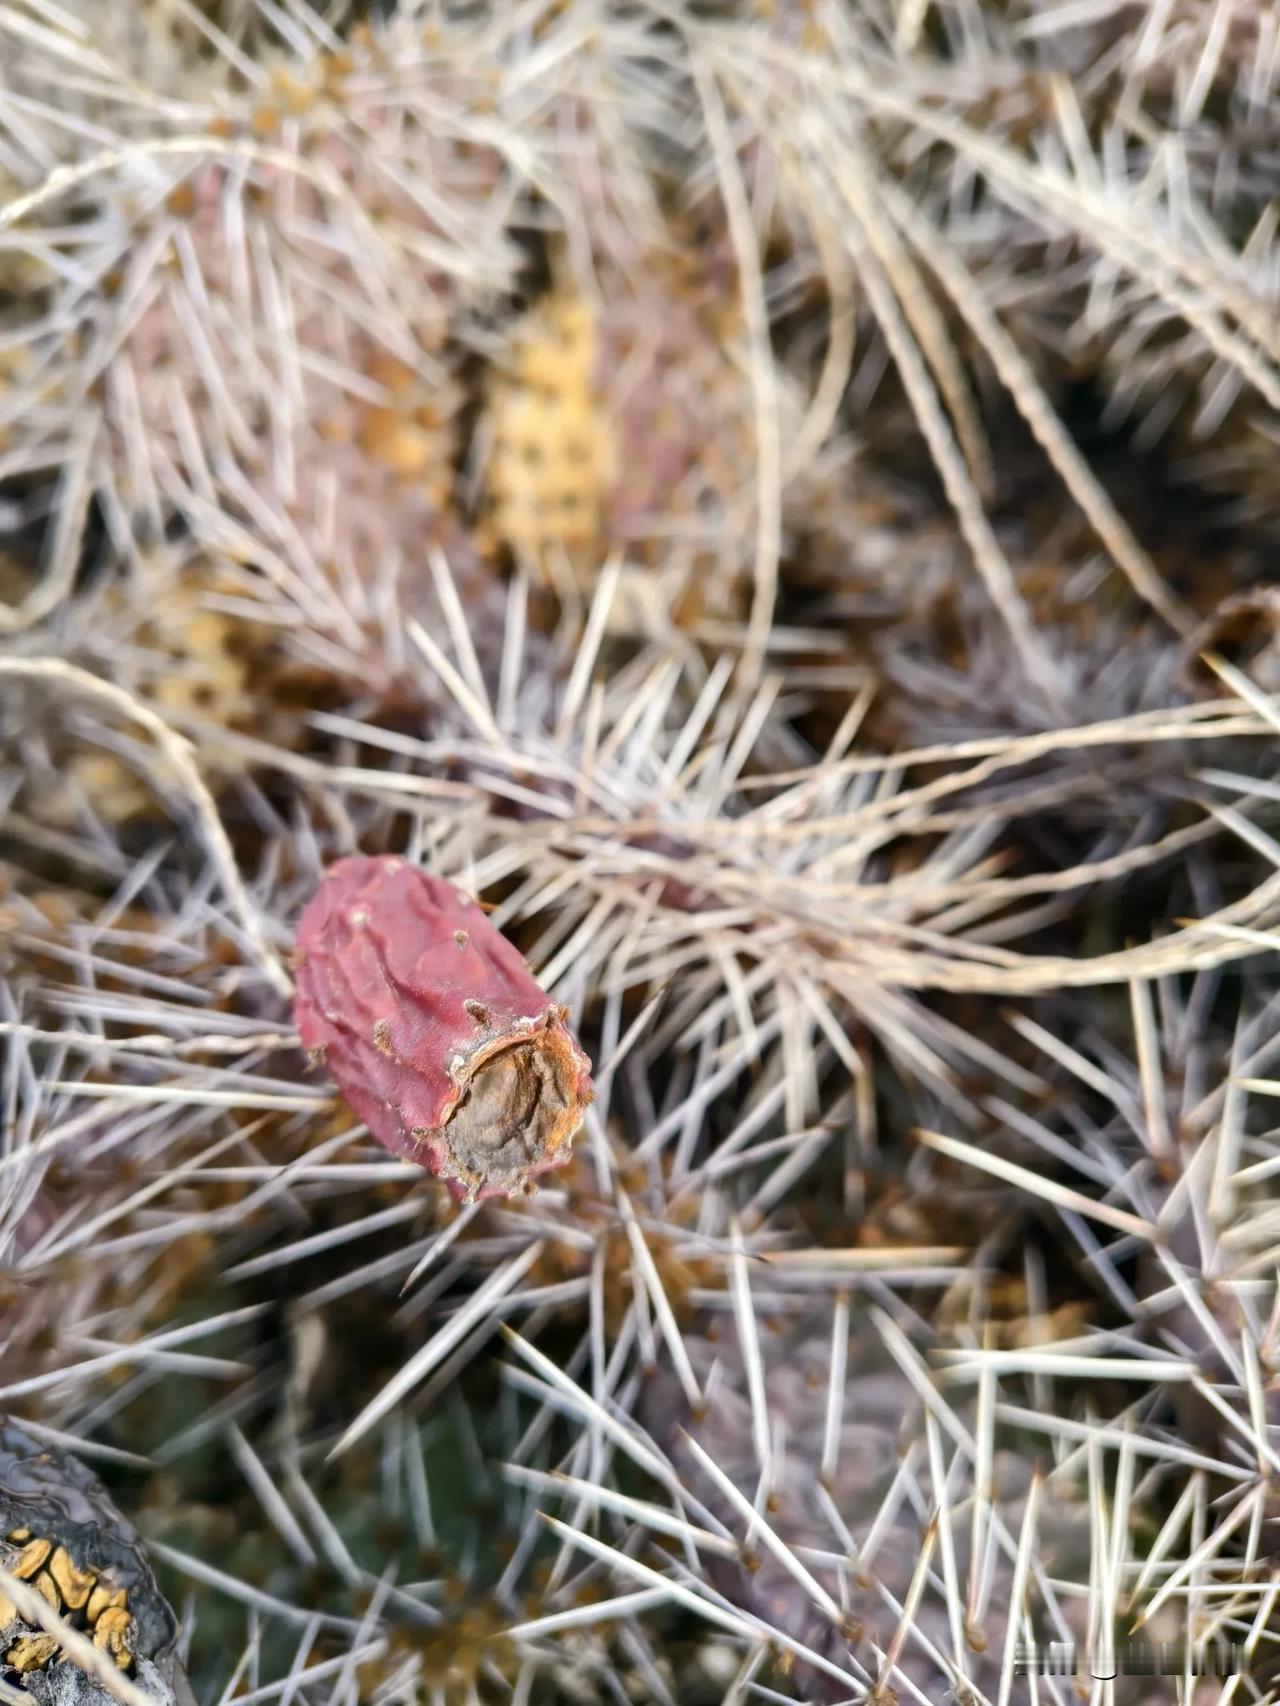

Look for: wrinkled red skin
[294,856,593,1200]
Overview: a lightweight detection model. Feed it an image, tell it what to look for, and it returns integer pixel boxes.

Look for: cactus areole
[294,857,594,1201]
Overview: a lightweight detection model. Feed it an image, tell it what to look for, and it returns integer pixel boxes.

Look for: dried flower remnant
[0,1418,187,1705]
[294,857,594,1202]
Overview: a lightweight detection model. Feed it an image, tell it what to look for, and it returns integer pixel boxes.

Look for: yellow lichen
[484,290,617,577]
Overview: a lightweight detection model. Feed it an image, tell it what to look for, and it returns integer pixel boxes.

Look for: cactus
[1,1,1279,1703]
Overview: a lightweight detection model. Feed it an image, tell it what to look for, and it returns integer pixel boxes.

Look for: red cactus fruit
[294,857,594,1201]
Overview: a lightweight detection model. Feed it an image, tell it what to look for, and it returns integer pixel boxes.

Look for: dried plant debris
[0,1421,187,1706]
